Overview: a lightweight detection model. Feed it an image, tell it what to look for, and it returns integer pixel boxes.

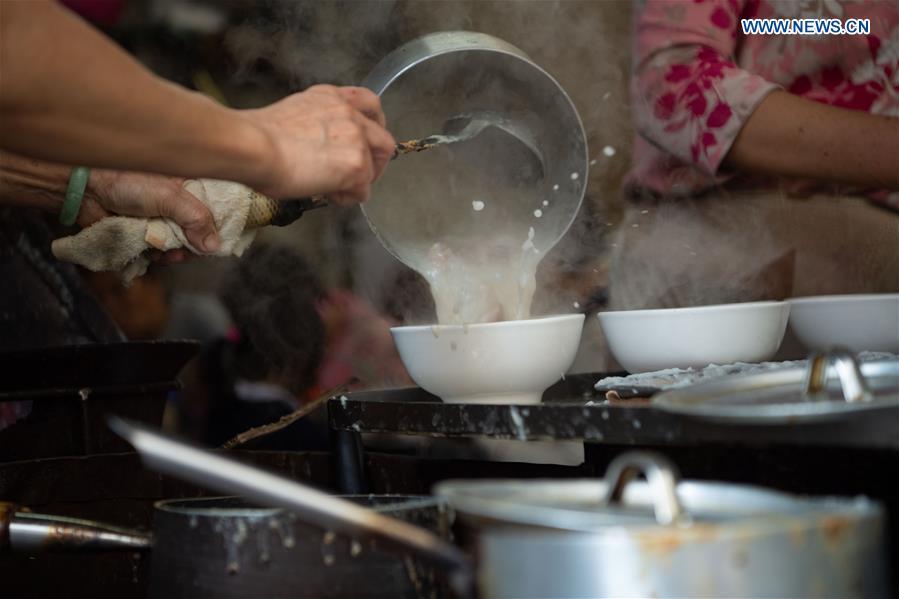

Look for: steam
[605,190,797,311]
[225,1,400,90]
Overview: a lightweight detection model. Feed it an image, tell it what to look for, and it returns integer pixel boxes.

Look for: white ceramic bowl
[789,294,899,353]
[391,314,585,404]
[597,301,790,373]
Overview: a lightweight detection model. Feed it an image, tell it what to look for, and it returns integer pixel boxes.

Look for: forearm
[0,150,223,251]
[0,151,114,219]
[725,91,899,190]
[0,2,274,189]
[0,151,69,213]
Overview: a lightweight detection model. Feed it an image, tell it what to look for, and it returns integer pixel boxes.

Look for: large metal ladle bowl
[360,31,588,271]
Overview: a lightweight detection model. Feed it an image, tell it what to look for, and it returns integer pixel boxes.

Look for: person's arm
[0,2,269,186]
[725,91,899,190]
[0,1,394,202]
[632,0,899,192]
[631,1,780,181]
[0,151,220,251]
[0,152,73,217]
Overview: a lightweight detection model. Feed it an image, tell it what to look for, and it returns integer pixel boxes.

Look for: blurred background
[60,0,633,446]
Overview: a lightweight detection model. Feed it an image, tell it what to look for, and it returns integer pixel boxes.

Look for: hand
[243,85,395,205]
[80,170,220,256]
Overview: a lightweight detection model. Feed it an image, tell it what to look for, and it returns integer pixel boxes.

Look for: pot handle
[0,502,151,553]
[802,349,873,403]
[600,451,686,526]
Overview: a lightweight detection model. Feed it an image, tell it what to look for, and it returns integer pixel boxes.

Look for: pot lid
[651,350,899,424]
[434,452,875,532]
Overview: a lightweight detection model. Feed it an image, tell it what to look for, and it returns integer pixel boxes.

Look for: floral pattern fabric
[628,0,899,200]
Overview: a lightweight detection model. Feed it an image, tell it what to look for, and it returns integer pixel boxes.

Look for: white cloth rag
[52,179,258,284]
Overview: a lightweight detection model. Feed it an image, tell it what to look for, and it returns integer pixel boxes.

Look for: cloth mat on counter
[51,179,258,284]
[595,351,897,400]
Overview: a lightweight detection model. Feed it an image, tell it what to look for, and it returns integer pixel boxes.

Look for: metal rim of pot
[153,494,445,517]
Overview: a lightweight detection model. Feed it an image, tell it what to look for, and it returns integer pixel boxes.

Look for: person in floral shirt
[629,0,899,198]
[605,0,898,328]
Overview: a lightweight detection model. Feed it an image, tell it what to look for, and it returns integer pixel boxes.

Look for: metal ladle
[394,110,546,183]
[359,32,588,275]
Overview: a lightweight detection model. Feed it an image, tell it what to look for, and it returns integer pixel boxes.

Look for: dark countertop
[327,373,899,450]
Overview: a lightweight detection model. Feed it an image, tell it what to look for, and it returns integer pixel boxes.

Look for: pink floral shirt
[627,0,899,201]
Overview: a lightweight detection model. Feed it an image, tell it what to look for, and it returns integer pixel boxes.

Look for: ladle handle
[108,418,474,592]
[393,136,454,158]
[244,194,328,229]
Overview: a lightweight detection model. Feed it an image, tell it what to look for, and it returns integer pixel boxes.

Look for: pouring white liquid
[409,226,544,325]
[360,111,577,325]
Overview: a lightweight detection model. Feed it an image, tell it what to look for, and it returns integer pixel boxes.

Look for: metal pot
[437,452,889,598]
[113,420,889,598]
[2,495,449,599]
[148,495,448,599]
[360,31,588,273]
